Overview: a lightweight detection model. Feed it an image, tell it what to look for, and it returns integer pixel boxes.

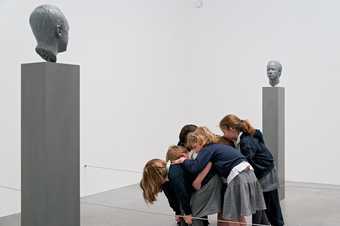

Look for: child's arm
[182,148,213,174]
[172,156,187,164]
[192,162,212,190]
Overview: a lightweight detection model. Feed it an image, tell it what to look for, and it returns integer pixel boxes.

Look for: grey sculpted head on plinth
[267,61,282,87]
[29,5,69,62]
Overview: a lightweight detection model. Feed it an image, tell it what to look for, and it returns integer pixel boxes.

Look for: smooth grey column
[262,87,285,200]
[21,62,80,226]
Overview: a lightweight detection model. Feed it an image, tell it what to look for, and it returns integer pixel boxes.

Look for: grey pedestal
[21,62,80,226]
[262,87,285,200]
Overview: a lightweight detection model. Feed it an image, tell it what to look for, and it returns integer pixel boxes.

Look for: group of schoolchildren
[140,114,284,226]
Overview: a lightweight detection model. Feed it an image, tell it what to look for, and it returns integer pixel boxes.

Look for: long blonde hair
[186,126,220,149]
[219,114,256,135]
[140,159,167,204]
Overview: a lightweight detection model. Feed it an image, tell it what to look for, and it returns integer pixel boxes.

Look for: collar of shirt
[189,151,198,160]
[234,132,243,149]
[166,160,171,174]
[164,160,171,182]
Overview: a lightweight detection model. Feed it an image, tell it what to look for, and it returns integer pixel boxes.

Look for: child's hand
[172,157,187,164]
[192,179,202,190]
[183,215,192,225]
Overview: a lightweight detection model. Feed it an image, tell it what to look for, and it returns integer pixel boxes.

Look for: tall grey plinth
[262,87,285,200]
[21,62,80,226]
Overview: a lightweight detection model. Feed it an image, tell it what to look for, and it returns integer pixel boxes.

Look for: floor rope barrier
[83,164,142,174]
[0,185,20,192]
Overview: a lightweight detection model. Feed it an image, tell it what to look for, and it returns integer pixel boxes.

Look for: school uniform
[239,130,284,226]
[183,143,266,219]
[239,130,274,179]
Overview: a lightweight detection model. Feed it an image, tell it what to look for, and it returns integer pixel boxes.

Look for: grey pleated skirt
[190,174,223,217]
[259,166,279,192]
[222,170,266,219]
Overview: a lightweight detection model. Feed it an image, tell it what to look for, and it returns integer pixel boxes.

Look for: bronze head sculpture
[30,5,69,62]
[267,61,282,87]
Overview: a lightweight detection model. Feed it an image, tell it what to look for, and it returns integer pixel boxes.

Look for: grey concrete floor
[1,181,340,226]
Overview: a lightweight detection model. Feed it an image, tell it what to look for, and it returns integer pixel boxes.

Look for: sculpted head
[29,5,69,62]
[267,60,282,87]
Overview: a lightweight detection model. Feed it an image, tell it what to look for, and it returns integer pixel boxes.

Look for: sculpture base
[21,62,80,226]
[262,87,285,200]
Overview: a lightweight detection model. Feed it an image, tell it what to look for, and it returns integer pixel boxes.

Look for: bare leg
[239,216,247,226]
[227,217,247,226]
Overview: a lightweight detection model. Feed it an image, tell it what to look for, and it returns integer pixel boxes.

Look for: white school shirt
[188,150,198,160]
[226,161,253,184]
[226,132,253,184]
[234,132,243,150]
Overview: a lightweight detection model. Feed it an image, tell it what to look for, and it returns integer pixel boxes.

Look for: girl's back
[183,143,246,178]
[240,130,274,179]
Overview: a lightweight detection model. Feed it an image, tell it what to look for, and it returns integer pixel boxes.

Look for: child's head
[186,127,219,151]
[219,114,256,141]
[166,145,188,162]
[178,124,198,147]
[140,159,167,204]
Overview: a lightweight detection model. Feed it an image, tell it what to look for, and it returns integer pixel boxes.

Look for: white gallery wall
[1,0,340,217]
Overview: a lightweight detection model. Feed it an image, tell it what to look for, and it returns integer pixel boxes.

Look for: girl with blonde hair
[178,125,223,226]
[140,146,193,225]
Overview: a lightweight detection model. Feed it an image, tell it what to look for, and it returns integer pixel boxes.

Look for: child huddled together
[140,114,284,226]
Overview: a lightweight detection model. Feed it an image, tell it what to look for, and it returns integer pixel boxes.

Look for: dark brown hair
[178,124,198,147]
